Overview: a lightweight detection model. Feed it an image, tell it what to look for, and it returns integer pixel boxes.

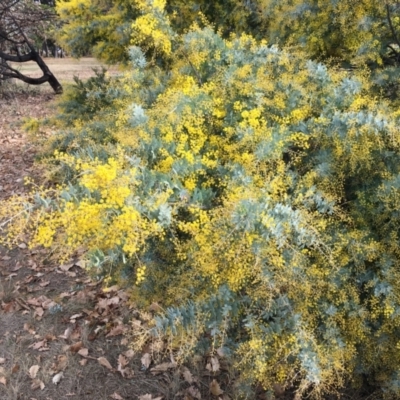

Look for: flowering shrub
[57,0,400,68]
[4,2,400,397]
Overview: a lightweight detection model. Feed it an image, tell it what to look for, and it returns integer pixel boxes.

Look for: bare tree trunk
[44,37,49,57]
[0,42,10,86]
[34,48,62,93]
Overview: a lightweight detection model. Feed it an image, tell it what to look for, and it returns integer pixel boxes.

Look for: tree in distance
[0,0,62,93]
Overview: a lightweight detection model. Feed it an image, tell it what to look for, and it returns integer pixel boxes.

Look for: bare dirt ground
[0,61,212,400]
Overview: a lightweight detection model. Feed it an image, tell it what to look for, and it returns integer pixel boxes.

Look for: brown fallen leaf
[103,285,119,293]
[59,327,72,340]
[186,386,201,399]
[98,357,113,370]
[27,298,41,307]
[216,348,225,358]
[117,354,132,378]
[2,301,15,312]
[106,296,120,306]
[42,299,57,309]
[181,366,194,384]
[59,263,74,272]
[118,354,128,368]
[206,356,220,373]
[210,380,223,396]
[141,353,151,369]
[51,355,68,373]
[120,367,134,379]
[69,341,83,353]
[110,393,124,400]
[78,348,89,357]
[11,263,22,271]
[75,260,86,269]
[24,323,36,334]
[150,362,177,375]
[29,365,40,379]
[124,349,135,359]
[29,340,47,350]
[0,358,5,364]
[96,298,109,310]
[34,307,44,317]
[0,376,6,386]
[70,328,81,341]
[11,364,20,374]
[138,395,163,400]
[79,359,88,366]
[106,325,126,337]
[31,379,45,390]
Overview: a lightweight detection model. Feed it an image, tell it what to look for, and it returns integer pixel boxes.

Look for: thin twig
[180,50,203,86]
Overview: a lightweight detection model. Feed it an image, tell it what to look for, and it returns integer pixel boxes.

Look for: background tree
[55,0,140,64]
[0,0,63,93]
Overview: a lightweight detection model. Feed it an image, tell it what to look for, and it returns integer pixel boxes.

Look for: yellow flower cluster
[136,265,147,284]
[132,0,172,55]
[2,151,162,263]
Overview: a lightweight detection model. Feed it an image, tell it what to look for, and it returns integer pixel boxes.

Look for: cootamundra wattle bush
[3,3,400,397]
[56,0,400,69]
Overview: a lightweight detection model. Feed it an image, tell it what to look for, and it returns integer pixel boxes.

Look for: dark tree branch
[1,69,50,85]
[0,49,34,62]
[0,0,20,19]
[386,4,400,50]
[0,31,24,45]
